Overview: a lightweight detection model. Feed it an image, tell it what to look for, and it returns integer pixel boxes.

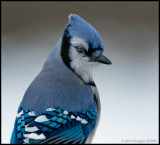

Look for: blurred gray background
[2,2,159,143]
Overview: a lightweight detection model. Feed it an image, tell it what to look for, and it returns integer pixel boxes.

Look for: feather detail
[11,105,97,144]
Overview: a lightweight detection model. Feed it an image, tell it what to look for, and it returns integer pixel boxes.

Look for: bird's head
[61,14,112,84]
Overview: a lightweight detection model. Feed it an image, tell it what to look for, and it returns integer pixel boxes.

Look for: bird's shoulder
[21,68,97,115]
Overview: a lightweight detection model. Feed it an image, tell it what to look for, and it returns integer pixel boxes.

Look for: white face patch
[69,36,99,83]
[70,36,89,51]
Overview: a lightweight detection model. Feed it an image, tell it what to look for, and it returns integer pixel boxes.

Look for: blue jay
[10,14,112,144]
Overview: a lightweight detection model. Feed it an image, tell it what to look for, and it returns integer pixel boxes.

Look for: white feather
[81,119,88,124]
[71,115,75,119]
[46,108,55,111]
[63,110,69,114]
[25,126,39,132]
[23,133,46,140]
[23,138,29,143]
[76,116,82,121]
[28,111,36,116]
[34,115,49,122]
[17,111,23,118]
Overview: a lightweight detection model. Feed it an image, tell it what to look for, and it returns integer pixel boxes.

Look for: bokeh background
[2,1,159,144]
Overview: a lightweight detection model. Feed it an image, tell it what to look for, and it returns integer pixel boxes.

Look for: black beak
[90,51,112,65]
[97,54,112,65]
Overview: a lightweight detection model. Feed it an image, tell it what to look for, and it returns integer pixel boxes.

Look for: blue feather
[67,14,104,51]
[11,105,97,144]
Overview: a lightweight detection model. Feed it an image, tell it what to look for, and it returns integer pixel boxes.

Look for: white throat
[69,37,98,83]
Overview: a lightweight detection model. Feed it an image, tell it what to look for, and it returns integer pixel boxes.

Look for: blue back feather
[21,39,97,115]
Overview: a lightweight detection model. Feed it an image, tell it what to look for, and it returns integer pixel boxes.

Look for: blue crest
[66,14,104,51]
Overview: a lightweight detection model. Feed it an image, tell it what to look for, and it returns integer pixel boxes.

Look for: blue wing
[11,105,97,144]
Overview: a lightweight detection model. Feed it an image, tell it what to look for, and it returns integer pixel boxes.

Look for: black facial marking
[94,94,98,105]
[86,43,93,56]
[61,25,72,69]
[61,26,95,86]
[86,81,96,87]
[85,42,103,57]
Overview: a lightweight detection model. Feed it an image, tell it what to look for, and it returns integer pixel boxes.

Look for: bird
[10,14,112,144]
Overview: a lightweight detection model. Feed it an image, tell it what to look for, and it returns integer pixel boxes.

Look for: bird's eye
[75,46,85,53]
